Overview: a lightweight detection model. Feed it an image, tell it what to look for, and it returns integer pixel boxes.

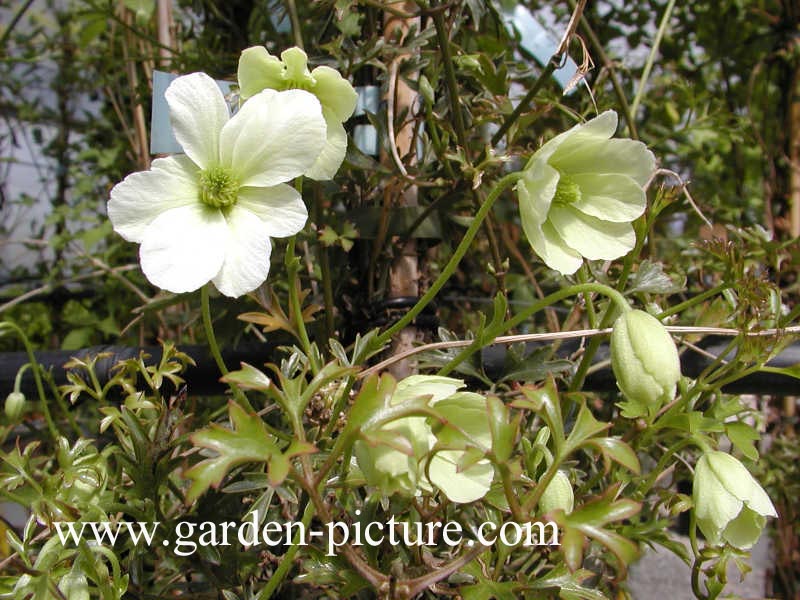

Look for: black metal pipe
[2,337,799,398]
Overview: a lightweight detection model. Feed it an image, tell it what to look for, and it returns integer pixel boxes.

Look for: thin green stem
[255,500,315,600]
[491,60,557,148]
[200,285,254,412]
[375,172,524,346]
[284,0,304,49]
[576,11,637,139]
[437,282,630,377]
[657,284,731,319]
[1,321,57,441]
[431,7,504,282]
[577,265,598,329]
[630,0,677,119]
[286,236,320,375]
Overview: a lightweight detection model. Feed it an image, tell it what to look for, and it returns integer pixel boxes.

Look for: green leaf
[585,437,641,474]
[487,396,516,462]
[627,260,684,294]
[513,377,565,454]
[185,402,282,503]
[725,422,760,461]
[221,363,272,392]
[564,402,609,454]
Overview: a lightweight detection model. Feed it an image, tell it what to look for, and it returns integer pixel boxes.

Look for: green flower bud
[693,451,777,549]
[610,309,680,418]
[4,391,25,421]
[538,470,574,514]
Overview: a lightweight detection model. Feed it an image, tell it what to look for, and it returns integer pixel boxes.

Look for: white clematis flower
[517,110,656,275]
[108,72,326,297]
[237,46,358,181]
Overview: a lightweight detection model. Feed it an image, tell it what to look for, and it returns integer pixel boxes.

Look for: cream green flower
[693,451,777,549]
[238,46,359,181]
[354,376,495,503]
[108,72,326,297]
[517,110,656,274]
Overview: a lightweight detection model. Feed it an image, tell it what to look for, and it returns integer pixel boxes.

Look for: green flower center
[553,174,582,206]
[198,166,238,208]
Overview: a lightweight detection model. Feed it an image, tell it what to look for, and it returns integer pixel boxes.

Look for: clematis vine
[516,110,656,274]
[108,72,326,297]
[237,46,359,181]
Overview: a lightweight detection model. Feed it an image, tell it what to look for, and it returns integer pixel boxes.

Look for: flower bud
[4,391,25,421]
[693,451,777,549]
[610,309,680,418]
[538,470,574,514]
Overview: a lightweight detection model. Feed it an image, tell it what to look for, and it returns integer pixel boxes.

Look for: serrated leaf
[185,402,281,503]
[627,260,684,294]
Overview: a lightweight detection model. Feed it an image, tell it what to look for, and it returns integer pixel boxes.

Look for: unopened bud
[539,470,574,514]
[5,391,25,421]
[610,309,680,418]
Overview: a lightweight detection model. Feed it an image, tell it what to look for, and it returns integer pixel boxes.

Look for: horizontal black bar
[1,337,798,399]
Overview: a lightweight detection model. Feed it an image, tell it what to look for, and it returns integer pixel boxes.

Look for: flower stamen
[553,174,582,206]
[198,166,239,208]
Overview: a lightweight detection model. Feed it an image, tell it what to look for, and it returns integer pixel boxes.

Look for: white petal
[694,455,743,541]
[529,110,618,166]
[548,206,636,260]
[517,162,559,227]
[237,46,285,99]
[551,138,656,186]
[108,156,199,243]
[237,185,308,238]
[427,452,493,503]
[220,88,326,187]
[211,206,273,297]
[570,173,647,222]
[521,210,582,275]
[311,66,359,122]
[140,204,228,293]
[165,73,230,169]
[304,110,348,181]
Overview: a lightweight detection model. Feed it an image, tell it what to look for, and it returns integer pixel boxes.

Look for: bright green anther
[553,174,582,206]
[198,166,238,208]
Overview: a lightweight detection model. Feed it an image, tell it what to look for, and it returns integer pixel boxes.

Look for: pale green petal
[570,173,647,222]
[551,138,656,186]
[165,72,229,169]
[548,206,636,261]
[237,46,285,99]
[312,65,359,121]
[517,162,559,227]
[723,508,766,549]
[694,454,744,545]
[428,452,493,503]
[108,155,199,243]
[211,205,273,297]
[237,185,308,238]
[139,204,228,293]
[525,220,583,275]
[220,88,326,186]
[281,46,311,81]
[434,393,492,449]
[706,452,777,517]
[545,110,618,163]
[305,109,348,180]
[393,375,464,406]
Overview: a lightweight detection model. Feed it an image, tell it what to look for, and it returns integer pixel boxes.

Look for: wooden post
[383,4,421,378]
